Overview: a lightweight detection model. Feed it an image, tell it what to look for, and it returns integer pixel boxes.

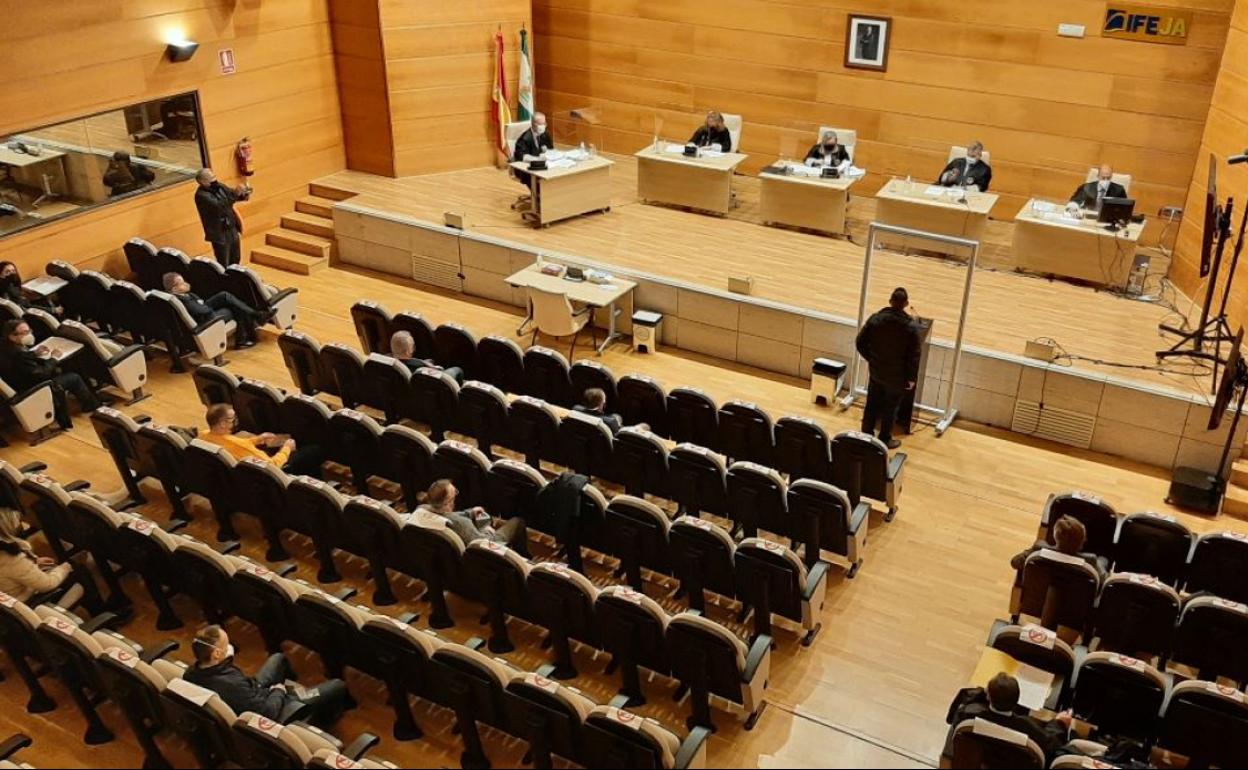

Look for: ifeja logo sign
[1102,5,1192,45]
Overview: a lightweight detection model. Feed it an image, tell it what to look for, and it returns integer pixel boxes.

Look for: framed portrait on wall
[845,15,891,72]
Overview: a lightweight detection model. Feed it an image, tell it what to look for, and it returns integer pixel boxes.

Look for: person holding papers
[1069,164,1126,212]
[937,140,992,192]
[512,111,555,188]
[689,111,733,153]
[805,130,851,168]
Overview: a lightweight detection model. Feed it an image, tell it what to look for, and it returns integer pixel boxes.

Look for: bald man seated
[1070,165,1127,211]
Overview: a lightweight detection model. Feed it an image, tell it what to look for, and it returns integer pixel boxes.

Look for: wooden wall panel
[329,0,394,176]
[0,0,346,277]
[380,0,531,177]
[534,0,1232,240]
[1173,0,1248,330]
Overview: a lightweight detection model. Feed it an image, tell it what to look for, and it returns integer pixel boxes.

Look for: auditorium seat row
[0,735,32,770]
[1040,491,1248,601]
[958,621,1248,767]
[79,405,839,649]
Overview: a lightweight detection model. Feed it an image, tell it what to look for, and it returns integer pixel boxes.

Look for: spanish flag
[492,30,513,159]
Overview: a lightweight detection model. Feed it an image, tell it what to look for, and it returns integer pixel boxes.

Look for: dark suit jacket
[948,695,1069,762]
[0,342,59,392]
[689,125,733,152]
[574,405,622,435]
[856,308,921,391]
[512,128,555,162]
[805,143,851,166]
[399,357,436,374]
[1070,181,1127,209]
[194,182,244,244]
[937,157,993,192]
[174,292,215,325]
[184,660,292,721]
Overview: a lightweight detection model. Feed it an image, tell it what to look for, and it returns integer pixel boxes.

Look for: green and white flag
[518,27,535,122]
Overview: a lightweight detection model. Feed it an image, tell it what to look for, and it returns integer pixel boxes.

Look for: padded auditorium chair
[0,376,58,446]
[986,621,1077,682]
[527,561,600,680]
[595,585,671,707]
[432,440,492,509]
[429,642,518,769]
[1090,573,1180,661]
[717,401,774,466]
[287,477,353,584]
[1170,595,1248,685]
[617,374,668,438]
[191,363,240,407]
[186,257,229,300]
[772,417,833,483]
[484,458,545,523]
[569,359,618,412]
[326,408,384,492]
[358,614,441,742]
[134,424,192,523]
[161,678,243,768]
[0,592,59,714]
[289,586,375,680]
[46,260,87,322]
[94,640,187,769]
[400,512,468,629]
[379,425,436,511]
[77,271,117,333]
[232,712,380,770]
[1184,530,1248,604]
[667,388,719,449]
[668,444,728,519]
[233,378,285,434]
[391,311,437,362]
[280,393,333,451]
[181,439,241,541]
[110,280,153,346]
[735,538,828,646]
[1011,549,1101,640]
[726,461,786,540]
[458,381,510,459]
[507,395,562,470]
[666,612,770,732]
[230,559,307,654]
[233,458,296,561]
[1156,679,1248,768]
[948,719,1045,769]
[503,671,597,770]
[668,516,737,613]
[1070,652,1169,742]
[0,734,33,769]
[463,540,533,653]
[278,330,325,396]
[319,343,367,409]
[226,264,299,330]
[581,705,711,769]
[344,496,406,606]
[477,335,526,396]
[55,320,149,404]
[153,247,192,286]
[614,427,670,499]
[558,410,615,480]
[786,479,869,574]
[1113,512,1192,587]
[830,431,905,520]
[145,290,233,373]
[605,495,672,592]
[523,345,574,406]
[1039,491,1119,559]
[171,535,244,627]
[434,322,479,379]
[351,300,393,355]
[407,368,460,443]
[123,237,162,290]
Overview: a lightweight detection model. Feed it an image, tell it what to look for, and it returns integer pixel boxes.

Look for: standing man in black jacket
[185,625,353,728]
[855,287,921,449]
[0,320,99,429]
[511,111,555,190]
[689,111,733,153]
[194,168,251,267]
[937,141,993,192]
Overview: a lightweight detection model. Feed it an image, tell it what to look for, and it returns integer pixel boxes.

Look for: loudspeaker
[1165,466,1223,514]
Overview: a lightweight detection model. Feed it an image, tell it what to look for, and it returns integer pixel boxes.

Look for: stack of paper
[664,143,687,154]
[547,158,576,170]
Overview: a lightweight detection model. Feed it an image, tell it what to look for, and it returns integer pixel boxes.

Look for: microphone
[1229,149,1248,165]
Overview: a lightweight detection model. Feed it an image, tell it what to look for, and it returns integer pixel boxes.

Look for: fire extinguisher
[235,136,254,177]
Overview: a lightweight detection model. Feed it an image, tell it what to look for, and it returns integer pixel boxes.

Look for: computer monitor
[1098,197,1135,226]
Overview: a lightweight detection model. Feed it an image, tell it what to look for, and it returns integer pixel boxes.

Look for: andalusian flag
[518,28,535,122]
[492,30,512,156]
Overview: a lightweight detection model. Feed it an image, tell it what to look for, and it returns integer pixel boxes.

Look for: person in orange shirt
[202,403,324,478]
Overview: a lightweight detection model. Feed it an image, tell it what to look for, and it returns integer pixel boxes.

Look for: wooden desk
[635,145,748,215]
[509,155,614,228]
[0,146,66,168]
[1012,200,1146,288]
[968,647,1059,712]
[506,263,637,354]
[759,164,857,236]
[38,336,83,361]
[874,179,997,260]
[22,276,67,298]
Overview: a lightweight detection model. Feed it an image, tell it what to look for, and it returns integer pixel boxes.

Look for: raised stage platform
[315,157,1246,475]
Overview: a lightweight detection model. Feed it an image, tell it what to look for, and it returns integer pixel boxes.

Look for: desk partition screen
[0,91,208,239]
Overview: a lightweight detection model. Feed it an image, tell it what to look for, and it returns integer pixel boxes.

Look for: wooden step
[295,195,335,219]
[266,228,333,260]
[1224,484,1248,520]
[308,182,356,202]
[1231,458,1248,489]
[281,211,335,239]
[251,244,328,275]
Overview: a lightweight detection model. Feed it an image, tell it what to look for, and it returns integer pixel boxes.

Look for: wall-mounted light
[166,40,200,63]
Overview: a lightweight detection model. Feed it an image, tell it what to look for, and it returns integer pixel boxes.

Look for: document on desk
[23,276,67,296]
[924,185,946,197]
[664,143,687,154]
[845,165,866,179]
[546,158,576,170]
[545,150,566,161]
[1014,663,1056,711]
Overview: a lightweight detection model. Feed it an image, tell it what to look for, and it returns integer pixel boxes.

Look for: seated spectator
[1010,516,1108,585]
[573,387,622,434]
[416,479,528,554]
[946,672,1074,763]
[200,404,324,479]
[185,624,353,728]
[389,330,464,384]
[102,152,155,197]
[0,319,100,429]
[162,272,263,349]
[0,262,52,311]
[0,508,103,612]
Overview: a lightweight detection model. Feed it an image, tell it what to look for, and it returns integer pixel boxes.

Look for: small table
[509,154,614,228]
[635,145,749,215]
[506,263,637,354]
[39,336,83,361]
[1012,200,1147,288]
[874,179,998,259]
[968,647,1060,712]
[22,275,67,298]
[759,163,858,236]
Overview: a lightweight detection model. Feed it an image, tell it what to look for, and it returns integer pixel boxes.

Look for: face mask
[824,143,837,151]
[20,334,34,348]
[533,125,545,136]
[224,644,236,659]
[966,157,978,166]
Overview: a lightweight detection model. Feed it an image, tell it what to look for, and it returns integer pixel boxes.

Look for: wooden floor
[318,157,1216,397]
[2,261,1244,770]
